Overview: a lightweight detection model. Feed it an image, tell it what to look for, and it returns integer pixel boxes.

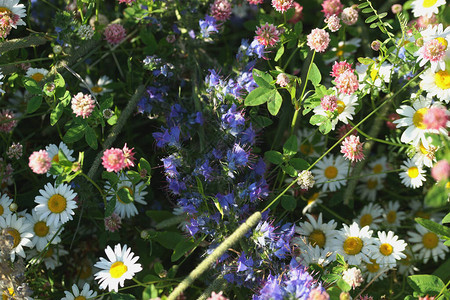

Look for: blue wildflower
[162,154,180,178]
[227,144,249,172]
[221,104,245,136]
[152,126,181,148]
[199,15,219,38]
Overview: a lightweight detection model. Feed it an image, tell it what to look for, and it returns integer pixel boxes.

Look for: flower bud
[9,202,18,212]
[53,45,63,54]
[371,40,381,51]
[391,4,402,14]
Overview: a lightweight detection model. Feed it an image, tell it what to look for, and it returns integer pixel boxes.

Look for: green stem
[283,47,299,70]
[290,109,299,135]
[80,172,106,205]
[299,51,316,103]
[317,202,349,224]
[436,279,450,299]
[348,121,406,147]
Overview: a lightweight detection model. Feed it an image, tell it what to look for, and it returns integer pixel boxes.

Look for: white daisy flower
[81,75,113,96]
[0,213,34,261]
[368,231,407,268]
[297,244,333,267]
[28,244,68,270]
[394,96,432,146]
[94,243,143,292]
[26,209,61,252]
[34,182,78,227]
[356,176,382,201]
[413,141,438,168]
[61,283,97,300]
[312,154,348,192]
[330,222,375,265]
[362,258,389,282]
[0,0,26,27]
[105,173,148,219]
[76,258,95,285]
[415,24,450,72]
[354,203,384,229]
[420,67,450,103]
[397,247,419,275]
[367,157,389,180]
[412,0,446,18]
[383,201,406,228]
[324,38,361,65]
[297,128,325,158]
[356,60,392,91]
[313,91,358,131]
[301,192,323,215]
[0,193,13,220]
[25,67,49,83]
[293,213,337,249]
[399,159,426,189]
[407,223,449,263]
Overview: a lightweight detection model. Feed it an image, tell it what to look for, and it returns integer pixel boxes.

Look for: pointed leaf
[308,63,321,86]
[244,87,272,106]
[27,96,42,113]
[267,89,283,115]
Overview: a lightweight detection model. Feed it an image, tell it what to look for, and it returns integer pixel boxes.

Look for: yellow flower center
[360,214,373,227]
[92,86,104,93]
[110,261,128,278]
[435,37,448,49]
[435,70,450,90]
[34,221,50,237]
[31,73,45,82]
[423,0,438,7]
[52,154,60,163]
[48,194,67,213]
[324,166,338,179]
[74,296,86,300]
[407,166,419,178]
[4,228,20,248]
[0,7,11,13]
[43,247,53,258]
[0,205,3,216]
[336,100,345,114]
[117,186,134,204]
[373,164,382,173]
[386,210,397,223]
[366,259,380,273]
[366,179,378,189]
[343,237,363,255]
[422,232,439,249]
[309,230,326,248]
[380,243,393,256]
[412,107,428,129]
[300,143,314,155]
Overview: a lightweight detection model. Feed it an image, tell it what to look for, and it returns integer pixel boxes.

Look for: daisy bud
[391,4,402,14]
[9,202,18,212]
[103,108,114,119]
[415,37,424,47]
[141,230,150,239]
[297,170,315,190]
[342,267,364,289]
[166,34,176,43]
[276,73,290,87]
[28,150,52,174]
[431,160,450,182]
[371,40,381,51]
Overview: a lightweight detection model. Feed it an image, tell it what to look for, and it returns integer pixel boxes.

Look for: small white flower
[311,154,348,192]
[0,193,13,220]
[94,244,143,292]
[383,201,406,228]
[407,223,449,263]
[26,209,62,252]
[45,142,76,177]
[27,244,68,270]
[420,67,450,104]
[297,128,325,158]
[356,176,382,201]
[342,267,364,290]
[412,141,438,168]
[354,203,384,229]
[26,67,48,83]
[0,213,34,261]
[399,159,426,189]
[297,244,333,267]
[412,0,446,19]
[301,192,323,215]
[367,156,389,180]
[362,258,389,282]
[34,182,78,227]
[368,231,407,268]
[356,60,392,91]
[293,213,337,249]
[61,283,97,300]
[80,75,113,96]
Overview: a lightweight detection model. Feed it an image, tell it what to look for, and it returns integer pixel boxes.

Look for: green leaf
[102,171,119,185]
[290,158,310,170]
[84,126,98,150]
[27,96,42,114]
[138,157,152,175]
[370,22,379,29]
[308,63,321,86]
[140,29,157,54]
[281,164,297,177]
[357,57,374,65]
[100,95,114,110]
[111,292,136,300]
[267,89,283,116]
[252,69,274,89]
[425,181,447,208]
[378,12,388,19]
[50,102,64,126]
[283,135,298,157]
[361,7,373,13]
[336,253,346,266]
[337,278,351,292]
[357,2,369,8]
[60,90,71,107]
[195,177,205,196]
[265,150,284,165]
[415,217,450,238]
[142,285,159,300]
[281,195,297,211]
[212,196,224,218]
[365,15,378,23]
[442,212,450,224]
[146,210,175,223]
[171,237,198,262]
[23,77,41,95]
[154,231,184,250]
[319,119,332,135]
[54,72,65,89]
[117,186,133,204]
[294,21,303,35]
[407,275,446,297]
[105,197,116,217]
[244,87,272,106]
[275,45,285,62]
[252,116,273,129]
[310,114,327,125]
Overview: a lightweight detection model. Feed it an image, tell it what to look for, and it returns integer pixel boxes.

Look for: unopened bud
[371,40,381,51]
[71,162,81,172]
[141,230,150,239]
[103,109,114,119]
[53,45,63,54]
[391,4,402,14]
[9,203,18,212]
[276,73,290,87]
[415,37,424,47]
[340,292,351,300]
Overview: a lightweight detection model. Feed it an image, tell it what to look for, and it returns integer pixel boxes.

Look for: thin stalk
[349,121,406,147]
[436,279,450,299]
[80,172,106,205]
